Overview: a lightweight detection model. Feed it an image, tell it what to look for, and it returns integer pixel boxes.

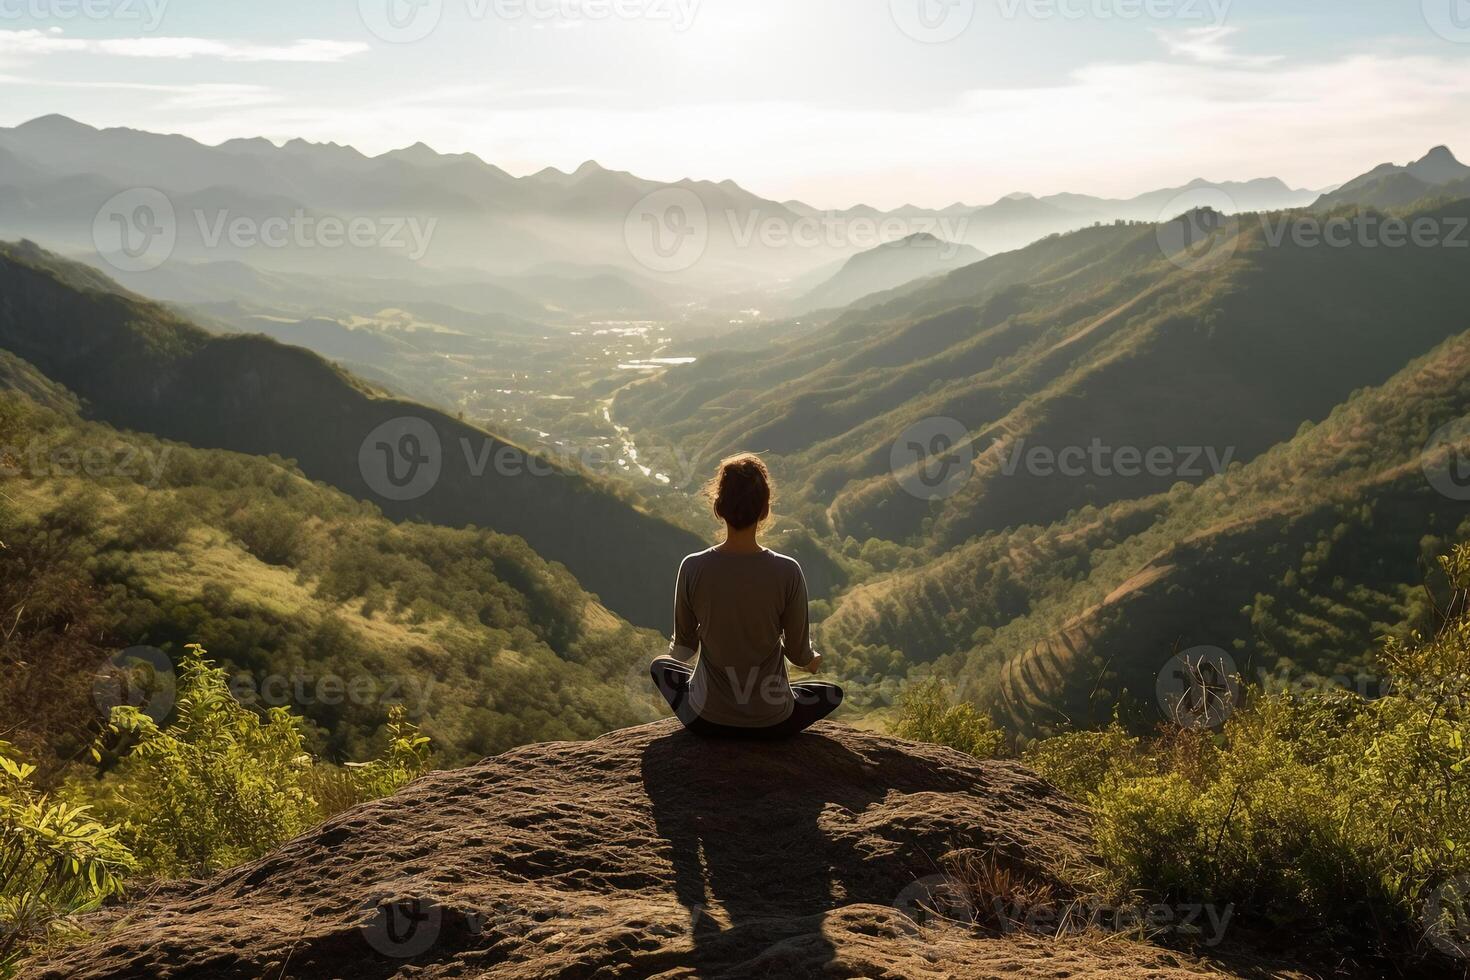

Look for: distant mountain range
[0,115,1323,305]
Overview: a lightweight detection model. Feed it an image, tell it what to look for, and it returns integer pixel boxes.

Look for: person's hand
[801,651,823,674]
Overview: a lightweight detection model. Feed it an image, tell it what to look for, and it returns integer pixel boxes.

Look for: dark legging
[650,658,843,739]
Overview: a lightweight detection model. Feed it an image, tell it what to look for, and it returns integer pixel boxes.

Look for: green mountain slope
[615,200,1470,550]
[0,380,669,770]
[0,240,704,629]
[821,329,1470,736]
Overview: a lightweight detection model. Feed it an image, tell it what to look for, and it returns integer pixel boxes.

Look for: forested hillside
[821,330,1470,735]
[0,241,704,629]
[617,199,1470,549]
[0,383,667,773]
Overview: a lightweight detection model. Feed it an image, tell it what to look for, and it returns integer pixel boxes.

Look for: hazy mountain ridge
[793,232,986,313]
[0,115,1317,294]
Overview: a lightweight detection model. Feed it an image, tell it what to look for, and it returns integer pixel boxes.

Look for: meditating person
[650,453,844,737]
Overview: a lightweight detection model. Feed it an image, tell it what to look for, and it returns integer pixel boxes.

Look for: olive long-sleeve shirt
[670,547,815,727]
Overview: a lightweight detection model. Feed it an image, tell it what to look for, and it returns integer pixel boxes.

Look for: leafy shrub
[301,705,432,818]
[1022,722,1149,800]
[81,645,436,879]
[225,505,303,566]
[111,497,190,551]
[86,644,318,877]
[0,744,133,971]
[1027,546,1470,968]
[892,679,1006,759]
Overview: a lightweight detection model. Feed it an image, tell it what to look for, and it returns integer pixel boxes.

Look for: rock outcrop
[26,722,1252,978]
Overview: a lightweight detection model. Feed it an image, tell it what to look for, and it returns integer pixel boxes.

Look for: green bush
[1026,545,1470,967]
[0,744,133,971]
[891,678,1006,759]
[87,645,317,877]
[301,705,432,818]
[225,505,303,566]
[81,645,436,879]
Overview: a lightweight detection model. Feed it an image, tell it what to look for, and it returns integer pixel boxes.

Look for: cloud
[1153,25,1281,68]
[265,44,1461,207]
[0,29,368,62]
[0,75,280,108]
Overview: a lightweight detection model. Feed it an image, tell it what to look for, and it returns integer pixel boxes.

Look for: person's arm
[669,556,699,661]
[781,565,820,672]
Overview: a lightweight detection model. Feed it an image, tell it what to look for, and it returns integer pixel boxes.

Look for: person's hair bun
[704,453,772,531]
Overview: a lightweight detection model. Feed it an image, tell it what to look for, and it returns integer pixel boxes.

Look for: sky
[1,0,1469,209]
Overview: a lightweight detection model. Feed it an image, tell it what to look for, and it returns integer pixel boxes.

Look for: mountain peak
[382,141,442,164]
[280,137,368,163]
[1407,144,1469,185]
[217,136,278,154]
[891,231,942,246]
[15,114,93,134]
